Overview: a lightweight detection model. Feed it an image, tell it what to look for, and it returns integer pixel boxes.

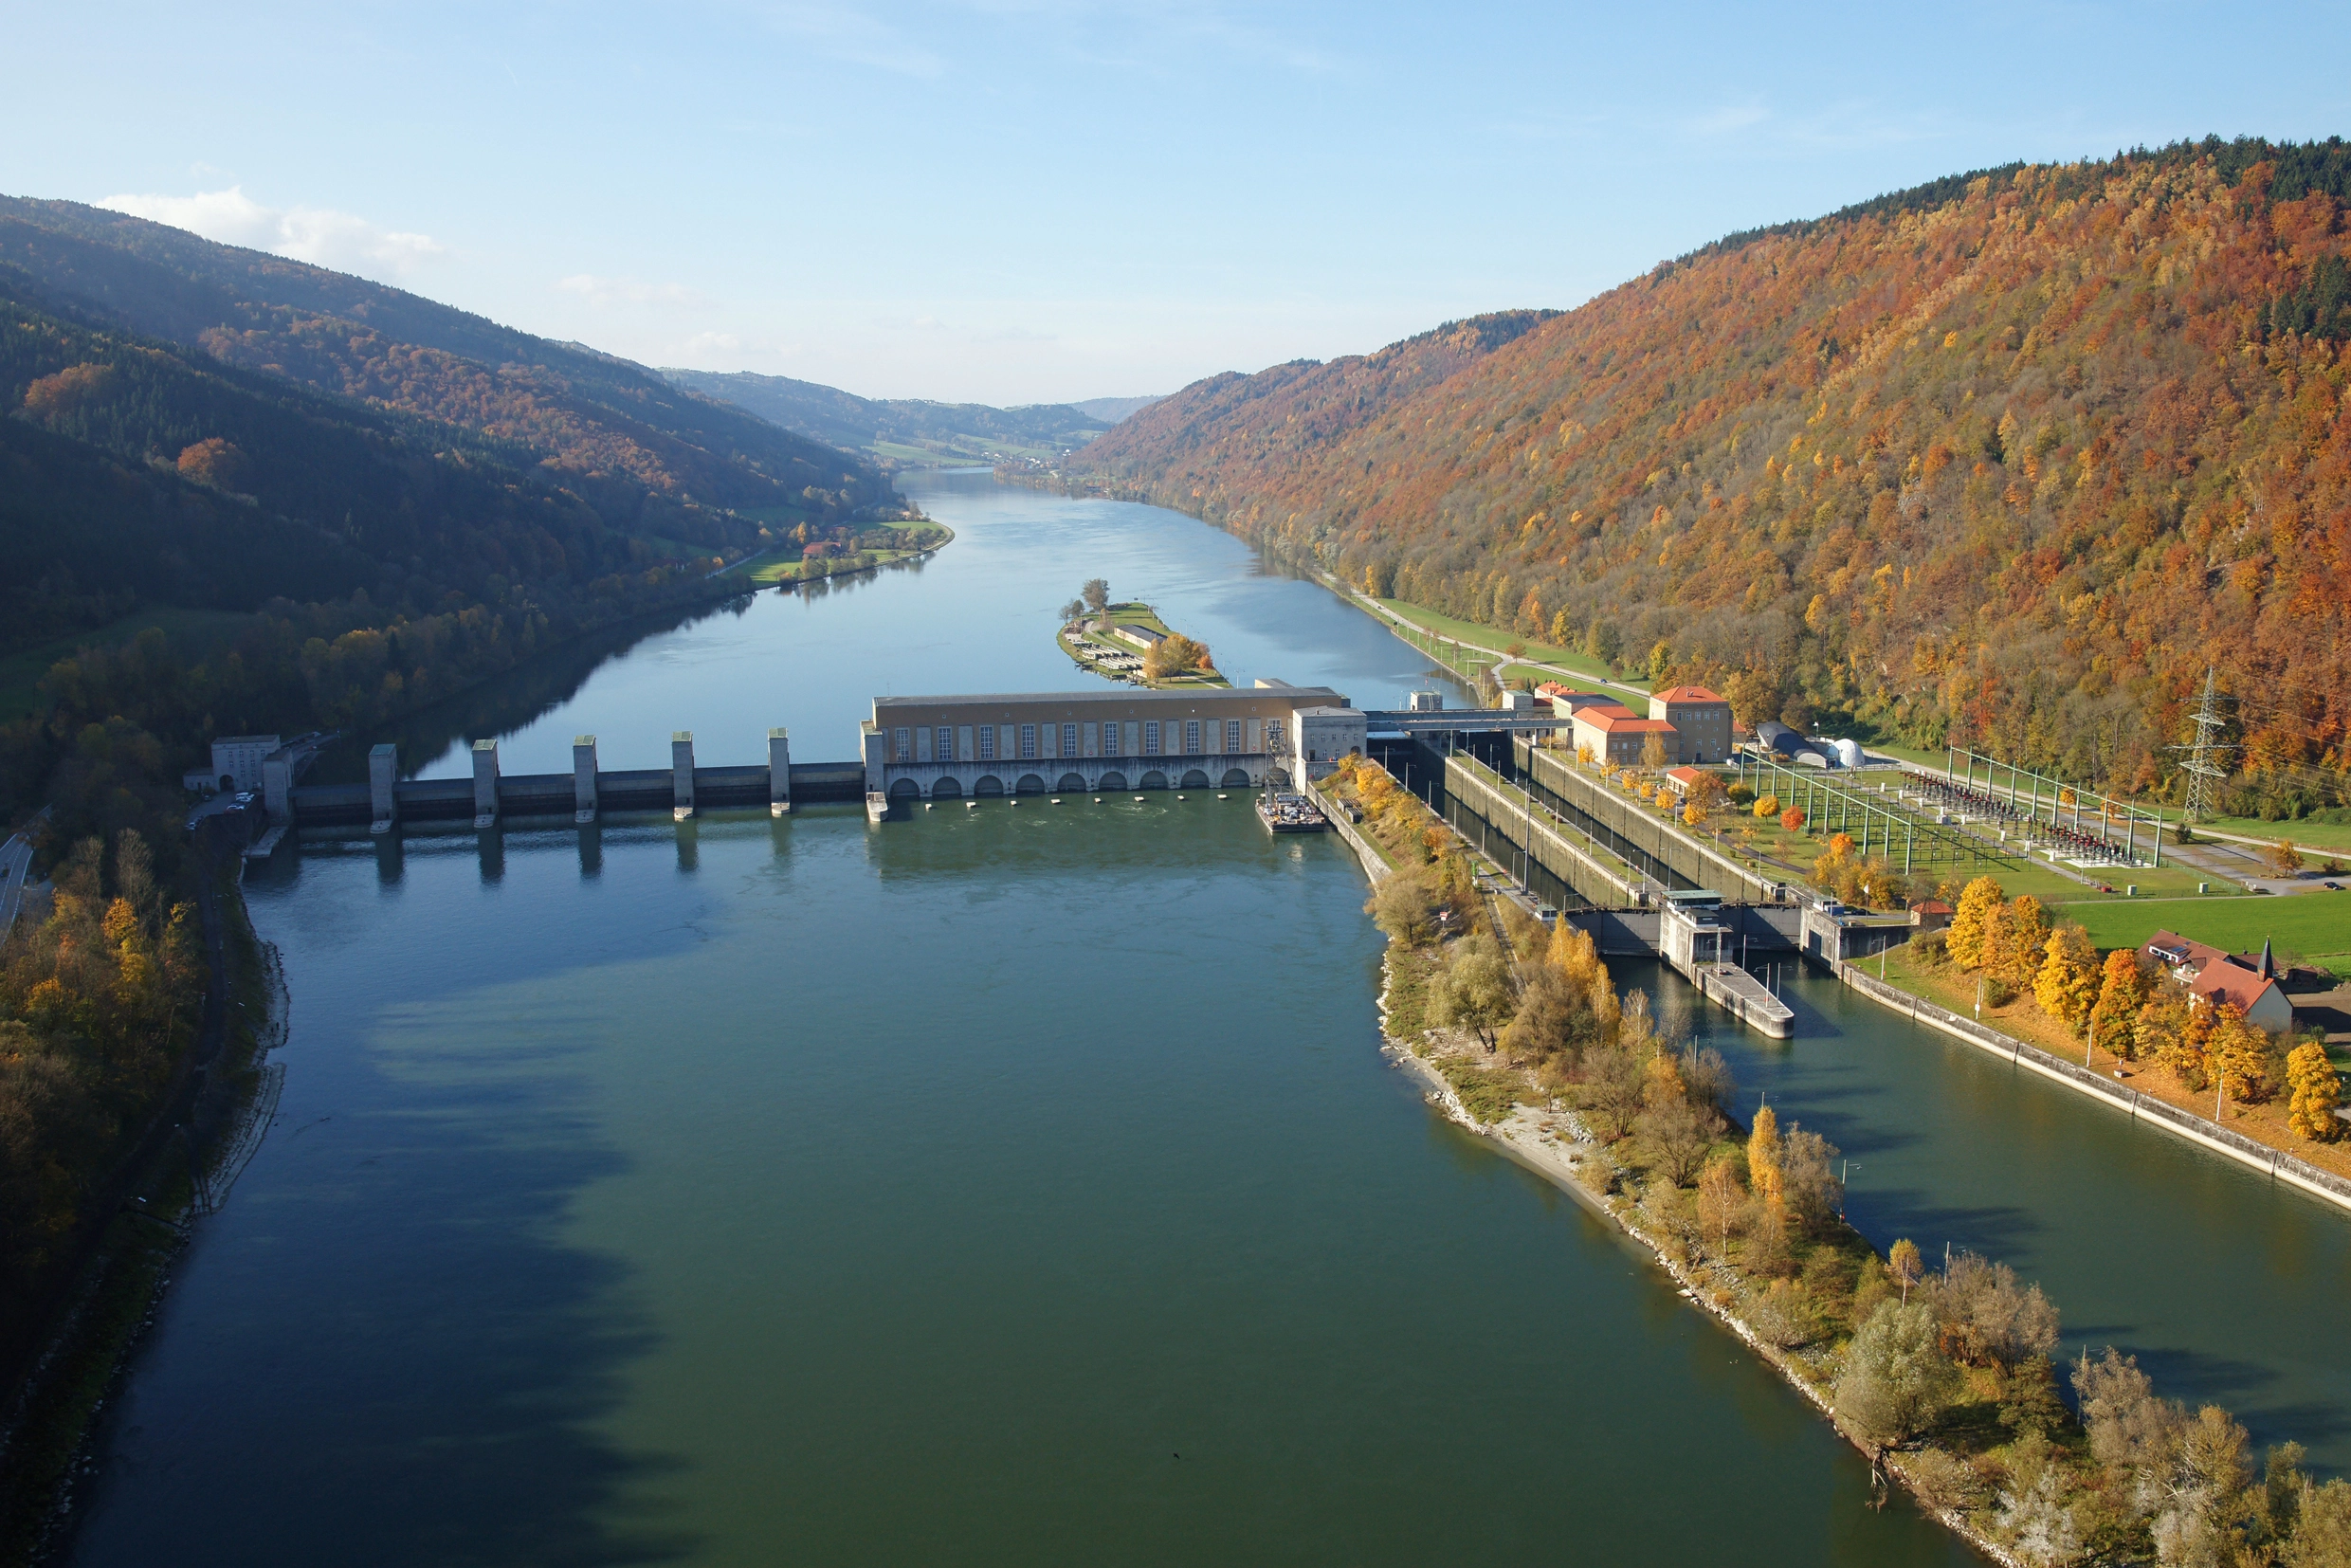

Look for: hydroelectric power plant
[256,684,1880,1041]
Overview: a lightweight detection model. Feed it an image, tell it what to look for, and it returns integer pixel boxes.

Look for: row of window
[889,718,1284,764]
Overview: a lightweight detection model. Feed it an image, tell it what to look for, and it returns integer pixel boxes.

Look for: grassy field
[2050,892,2351,970]
[732,523,951,586]
[0,607,256,720]
[870,437,1065,467]
[2179,813,2351,854]
[1369,599,1646,694]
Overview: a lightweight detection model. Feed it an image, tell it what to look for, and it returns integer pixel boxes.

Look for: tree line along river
[61,469,2347,1566]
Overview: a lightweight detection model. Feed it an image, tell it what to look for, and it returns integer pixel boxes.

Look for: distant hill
[660,368,1143,466]
[0,196,894,523]
[1071,139,2351,810]
[0,199,915,848]
[1073,395,1161,424]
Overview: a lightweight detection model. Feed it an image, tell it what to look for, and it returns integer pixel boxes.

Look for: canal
[63,470,2346,1566]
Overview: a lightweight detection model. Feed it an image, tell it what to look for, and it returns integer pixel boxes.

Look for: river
[63,471,2344,1565]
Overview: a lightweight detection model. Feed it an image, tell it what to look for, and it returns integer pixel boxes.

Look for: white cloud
[96,186,442,279]
[555,272,711,309]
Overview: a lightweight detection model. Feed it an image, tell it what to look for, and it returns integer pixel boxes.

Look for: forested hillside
[0,206,916,861]
[0,197,894,521]
[661,367,1115,466]
[1073,139,2351,814]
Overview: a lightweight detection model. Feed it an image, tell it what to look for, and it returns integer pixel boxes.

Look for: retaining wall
[1840,966,2351,1218]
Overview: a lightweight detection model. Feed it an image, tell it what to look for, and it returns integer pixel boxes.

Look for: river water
[64,472,2344,1566]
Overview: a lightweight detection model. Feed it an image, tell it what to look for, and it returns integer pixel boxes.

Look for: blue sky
[9,2,2348,404]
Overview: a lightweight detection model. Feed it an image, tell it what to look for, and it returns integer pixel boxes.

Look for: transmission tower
[2173,666,2232,823]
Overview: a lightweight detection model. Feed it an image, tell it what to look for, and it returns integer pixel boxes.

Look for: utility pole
[2174,666,2231,824]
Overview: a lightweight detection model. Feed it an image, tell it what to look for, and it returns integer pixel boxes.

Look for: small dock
[1688,961,1794,1038]
[1257,792,1327,833]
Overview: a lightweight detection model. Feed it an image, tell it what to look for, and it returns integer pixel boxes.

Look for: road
[1321,574,1652,702]
[0,829,34,944]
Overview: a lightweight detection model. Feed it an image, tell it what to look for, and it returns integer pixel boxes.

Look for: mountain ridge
[659,367,1157,467]
[0,196,894,521]
[1070,140,2351,814]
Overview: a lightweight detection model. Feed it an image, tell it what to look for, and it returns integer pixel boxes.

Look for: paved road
[0,831,33,944]
[1322,574,1652,702]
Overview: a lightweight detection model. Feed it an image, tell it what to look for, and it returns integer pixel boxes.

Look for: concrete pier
[1658,892,1794,1038]
[472,739,500,828]
[369,744,398,835]
[672,733,696,821]
[574,737,598,823]
[768,729,792,815]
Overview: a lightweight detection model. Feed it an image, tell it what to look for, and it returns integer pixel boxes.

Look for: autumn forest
[1074,138,2351,818]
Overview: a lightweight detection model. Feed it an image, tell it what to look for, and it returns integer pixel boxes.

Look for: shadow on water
[64,836,736,1568]
[66,1039,701,1568]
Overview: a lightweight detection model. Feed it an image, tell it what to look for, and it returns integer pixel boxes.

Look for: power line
[2171,666,2232,823]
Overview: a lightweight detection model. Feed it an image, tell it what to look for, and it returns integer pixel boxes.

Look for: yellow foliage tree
[1682,802,1705,828]
[2286,1042,2343,1141]
[2211,1005,2271,1106]
[1142,632,1211,681]
[2133,988,2189,1067]
[2167,1000,2218,1090]
[1889,1238,1923,1304]
[2032,925,2102,1039]
[1754,794,1780,819]
[2087,948,2149,1059]
[1993,894,2050,987]
[1945,876,2006,970]
[1748,1103,1784,1212]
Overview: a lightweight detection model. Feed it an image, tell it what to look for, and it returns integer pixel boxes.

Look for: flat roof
[876,688,1345,708]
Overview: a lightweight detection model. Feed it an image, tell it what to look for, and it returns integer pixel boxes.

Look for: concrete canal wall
[1840,966,2351,1217]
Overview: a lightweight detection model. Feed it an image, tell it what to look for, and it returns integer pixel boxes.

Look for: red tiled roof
[1664,766,1704,786]
[1579,709,1675,733]
[2188,962,2283,1016]
[1652,684,1727,704]
[2146,929,2286,1017]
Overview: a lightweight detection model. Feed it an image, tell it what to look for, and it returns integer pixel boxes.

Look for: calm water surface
[64,473,2342,1565]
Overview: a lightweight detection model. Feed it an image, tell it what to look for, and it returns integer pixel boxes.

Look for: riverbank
[1851,952,2351,1209]
[1368,955,2023,1565]
[725,521,953,586]
[0,829,283,1565]
[1324,779,2346,1564]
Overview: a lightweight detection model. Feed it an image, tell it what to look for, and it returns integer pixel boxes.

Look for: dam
[266,684,1883,1040]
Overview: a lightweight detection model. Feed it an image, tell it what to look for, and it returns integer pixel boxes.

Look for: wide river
[68,471,2347,1565]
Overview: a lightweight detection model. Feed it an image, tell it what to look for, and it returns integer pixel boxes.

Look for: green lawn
[2052,892,2351,969]
[2180,814,2351,854]
[870,437,1065,467]
[730,523,951,585]
[1369,598,1647,694]
[0,607,256,720]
